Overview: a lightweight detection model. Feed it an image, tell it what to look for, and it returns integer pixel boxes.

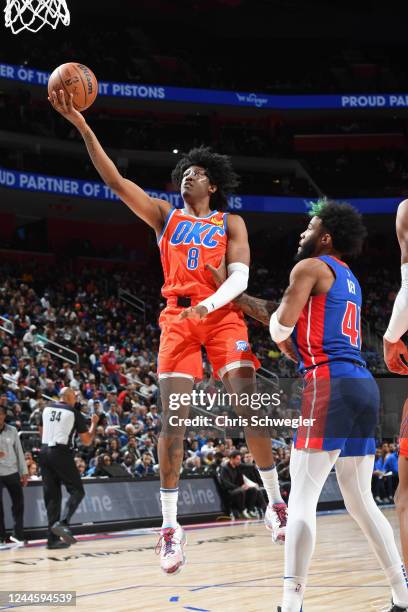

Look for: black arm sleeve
[75,411,88,434]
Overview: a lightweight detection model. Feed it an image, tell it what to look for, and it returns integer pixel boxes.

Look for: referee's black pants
[0,472,24,541]
[39,446,85,544]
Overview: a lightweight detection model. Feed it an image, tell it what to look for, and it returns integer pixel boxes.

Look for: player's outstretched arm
[383,199,408,374]
[48,90,171,234]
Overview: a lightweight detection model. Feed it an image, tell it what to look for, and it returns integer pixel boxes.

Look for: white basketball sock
[160,488,178,529]
[336,456,408,608]
[258,465,284,504]
[384,563,408,607]
[282,576,305,612]
[283,446,339,609]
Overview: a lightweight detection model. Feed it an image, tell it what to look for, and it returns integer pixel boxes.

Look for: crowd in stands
[0,253,403,514]
[372,442,399,504]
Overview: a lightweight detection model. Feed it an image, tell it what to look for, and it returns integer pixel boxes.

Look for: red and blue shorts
[295,360,379,457]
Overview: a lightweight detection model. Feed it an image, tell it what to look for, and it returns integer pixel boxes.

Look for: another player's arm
[48,90,171,235]
[269,259,323,344]
[235,294,278,326]
[180,215,250,319]
[205,260,278,325]
[384,199,408,374]
[205,261,296,360]
[397,199,408,266]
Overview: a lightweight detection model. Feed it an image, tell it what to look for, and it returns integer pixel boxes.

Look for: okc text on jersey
[169,220,226,248]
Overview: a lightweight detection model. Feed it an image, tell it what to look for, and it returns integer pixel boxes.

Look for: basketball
[47,62,98,111]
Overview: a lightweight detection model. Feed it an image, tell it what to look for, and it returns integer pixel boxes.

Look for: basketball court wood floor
[0,508,401,612]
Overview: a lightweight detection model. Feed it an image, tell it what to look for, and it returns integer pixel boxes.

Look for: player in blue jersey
[208,199,408,612]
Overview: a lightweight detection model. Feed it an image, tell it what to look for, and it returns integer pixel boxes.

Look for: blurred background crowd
[0,257,401,512]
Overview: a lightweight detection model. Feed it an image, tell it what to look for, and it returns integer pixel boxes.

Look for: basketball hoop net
[5,0,70,34]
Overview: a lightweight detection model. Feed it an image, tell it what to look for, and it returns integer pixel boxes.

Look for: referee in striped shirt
[39,387,98,549]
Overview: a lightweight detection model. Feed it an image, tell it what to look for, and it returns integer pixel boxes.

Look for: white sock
[160,488,178,529]
[336,456,408,608]
[384,563,408,607]
[282,576,305,612]
[258,465,284,504]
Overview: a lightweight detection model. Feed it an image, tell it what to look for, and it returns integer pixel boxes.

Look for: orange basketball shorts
[157,304,260,380]
[400,438,408,458]
[400,398,408,457]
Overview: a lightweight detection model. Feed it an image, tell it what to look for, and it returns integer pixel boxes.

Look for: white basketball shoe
[156,524,187,574]
[264,502,287,544]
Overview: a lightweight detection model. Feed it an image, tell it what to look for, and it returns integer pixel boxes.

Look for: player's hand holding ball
[49,90,86,130]
[47,62,98,131]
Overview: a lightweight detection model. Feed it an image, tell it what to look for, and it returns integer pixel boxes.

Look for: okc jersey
[158,208,228,303]
[292,255,365,372]
[156,207,260,379]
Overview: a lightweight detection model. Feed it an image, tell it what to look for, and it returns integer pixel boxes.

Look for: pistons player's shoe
[384,603,408,612]
[156,525,187,575]
[264,502,287,544]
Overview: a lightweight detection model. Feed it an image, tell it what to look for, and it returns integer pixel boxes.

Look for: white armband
[384,263,408,342]
[198,262,249,314]
[269,311,294,343]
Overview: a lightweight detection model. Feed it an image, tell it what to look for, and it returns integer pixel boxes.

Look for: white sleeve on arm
[269,311,294,343]
[198,262,249,314]
[384,263,408,342]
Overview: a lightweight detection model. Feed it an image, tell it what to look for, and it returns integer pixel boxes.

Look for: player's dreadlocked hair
[307,198,367,257]
[171,146,240,210]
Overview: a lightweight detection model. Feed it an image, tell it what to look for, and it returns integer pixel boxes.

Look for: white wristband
[384,263,408,342]
[269,311,294,343]
[199,262,249,314]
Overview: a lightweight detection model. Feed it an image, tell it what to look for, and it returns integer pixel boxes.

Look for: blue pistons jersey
[291,255,365,372]
[291,255,379,457]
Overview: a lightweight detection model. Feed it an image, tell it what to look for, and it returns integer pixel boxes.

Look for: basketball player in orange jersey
[384,199,408,579]
[48,90,288,575]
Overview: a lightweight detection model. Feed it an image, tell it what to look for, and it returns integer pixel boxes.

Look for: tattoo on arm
[82,127,97,157]
[235,293,278,326]
[80,125,121,188]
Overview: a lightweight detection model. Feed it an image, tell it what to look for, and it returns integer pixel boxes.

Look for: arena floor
[0,508,399,611]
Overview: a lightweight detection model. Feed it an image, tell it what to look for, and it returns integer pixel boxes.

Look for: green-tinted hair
[306,197,329,217]
[306,198,367,257]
